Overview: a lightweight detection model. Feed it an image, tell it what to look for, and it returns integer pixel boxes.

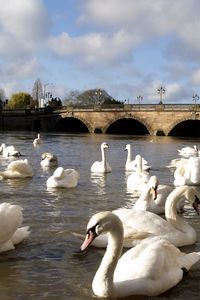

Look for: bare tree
[32,78,43,107]
[0,88,6,109]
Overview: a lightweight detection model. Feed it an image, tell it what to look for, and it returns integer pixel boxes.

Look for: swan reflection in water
[90,173,106,195]
[6,178,32,189]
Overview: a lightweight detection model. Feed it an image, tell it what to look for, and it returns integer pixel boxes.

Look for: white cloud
[48,30,137,64]
[0,0,50,58]
[191,69,200,85]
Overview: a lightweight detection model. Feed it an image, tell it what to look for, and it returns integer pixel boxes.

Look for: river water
[0,132,200,300]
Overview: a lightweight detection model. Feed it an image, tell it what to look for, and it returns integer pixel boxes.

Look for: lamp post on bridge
[136,95,143,109]
[43,83,53,106]
[95,89,102,105]
[157,86,165,104]
[192,94,199,111]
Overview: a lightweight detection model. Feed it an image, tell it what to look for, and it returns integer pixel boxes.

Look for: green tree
[7,92,33,109]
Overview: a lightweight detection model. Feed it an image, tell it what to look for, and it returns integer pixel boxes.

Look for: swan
[77,186,200,248]
[125,144,150,171]
[0,159,33,179]
[91,142,112,173]
[174,156,200,186]
[133,175,181,214]
[46,166,79,188]
[0,202,30,252]
[40,152,58,167]
[33,133,42,146]
[133,176,184,214]
[0,143,21,157]
[127,154,150,192]
[177,145,199,157]
[80,211,200,298]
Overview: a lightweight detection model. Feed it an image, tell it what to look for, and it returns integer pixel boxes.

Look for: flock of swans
[80,142,200,297]
[1,137,200,298]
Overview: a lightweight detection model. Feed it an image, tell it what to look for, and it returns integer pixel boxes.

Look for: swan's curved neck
[0,144,5,152]
[136,156,142,173]
[165,188,194,233]
[92,224,123,297]
[134,186,151,210]
[126,148,132,164]
[101,147,107,170]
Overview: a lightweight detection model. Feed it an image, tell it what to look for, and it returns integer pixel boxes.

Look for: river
[0,132,200,300]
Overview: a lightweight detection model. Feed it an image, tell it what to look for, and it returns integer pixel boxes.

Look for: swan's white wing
[0,203,23,245]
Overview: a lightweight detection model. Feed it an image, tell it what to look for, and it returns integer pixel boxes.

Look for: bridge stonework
[60,107,200,135]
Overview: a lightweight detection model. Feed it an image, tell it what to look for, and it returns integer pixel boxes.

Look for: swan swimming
[0,202,30,252]
[0,159,33,179]
[127,154,150,192]
[40,152,58,168]
[133,175,178,214]
[81,211,200,298]
[177,145,199,157]
[77,186,200,248]
[125,144,150,171]
[0,143,21,157]
[46,166,79,188]
[173,156,200,186]
[91,142,112,173]
[33,133,42,146]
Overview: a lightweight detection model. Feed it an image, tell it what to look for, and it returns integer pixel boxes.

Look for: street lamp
[95,89,102,105]
[43,83,53,106]
[136,95,143,109]
[192,93,199,107]
[157,86,165,104]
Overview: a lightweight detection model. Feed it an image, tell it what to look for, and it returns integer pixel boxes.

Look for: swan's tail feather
[11,226,31,245]
[180,252,200,271]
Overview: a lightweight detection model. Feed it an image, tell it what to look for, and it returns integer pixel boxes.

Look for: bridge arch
[54,115,93,133]
[167,116,200,136]
[103,115,153,135]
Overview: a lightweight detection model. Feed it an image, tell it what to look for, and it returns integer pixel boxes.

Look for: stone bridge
[1,104,200,136]
[56,104,200,136]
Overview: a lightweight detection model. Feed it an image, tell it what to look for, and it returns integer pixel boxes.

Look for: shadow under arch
[167,118,200,137]
[33,119,41,132]
[104,116,151,135]
[53,116,92,133]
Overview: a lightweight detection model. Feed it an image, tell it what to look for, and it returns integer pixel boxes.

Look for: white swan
[0,143,21,157]
[46,166,79,188]
[33,133,42,146]
[177,145,199,157]
[0,202,30,252]
[125,144,150,171]
[80,211,200,298]
[91,142,112,173]
[174,156,200,186]
[40,152,58,168]
[133,175,178,214]
[127,154,150,192]
[0,159,33,179]
[78,186,199,248]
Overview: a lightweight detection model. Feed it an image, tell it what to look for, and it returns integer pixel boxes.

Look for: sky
[1,0,200,104]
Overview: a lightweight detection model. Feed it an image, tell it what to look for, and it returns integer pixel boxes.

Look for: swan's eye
[87,223,99,236]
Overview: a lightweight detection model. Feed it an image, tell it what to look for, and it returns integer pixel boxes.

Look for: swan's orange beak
[80,229,97,251]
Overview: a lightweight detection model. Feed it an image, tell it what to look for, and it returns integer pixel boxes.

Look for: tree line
[0,78,123,109]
